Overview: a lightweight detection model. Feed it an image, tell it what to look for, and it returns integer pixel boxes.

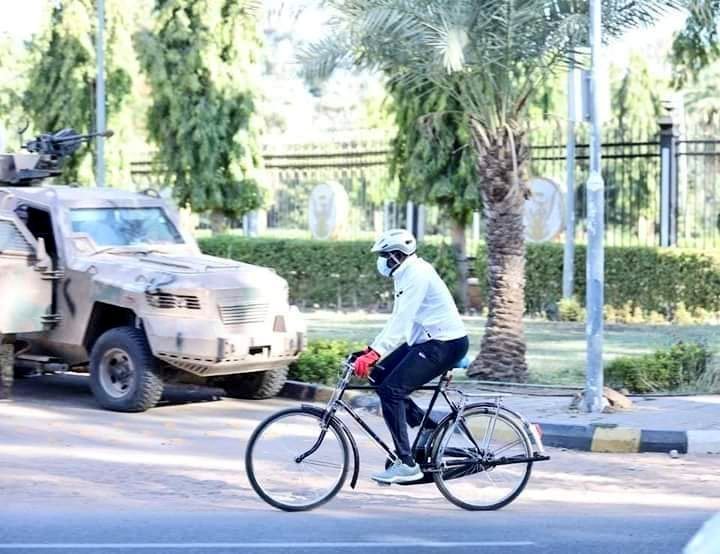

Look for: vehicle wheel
[89,326,164,412]
[246,407,349,511]
[431,406,533,511]
[222,367,288,400]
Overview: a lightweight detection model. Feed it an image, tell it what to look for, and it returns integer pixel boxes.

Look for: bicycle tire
[245,407,350,512]
[431,405,533,511]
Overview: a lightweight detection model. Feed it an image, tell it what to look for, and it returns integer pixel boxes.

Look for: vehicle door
[0,210,53,333]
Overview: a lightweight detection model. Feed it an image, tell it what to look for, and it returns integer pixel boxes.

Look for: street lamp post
[583,0,605,412]
[563,53,577,300]
[95,0,106,187]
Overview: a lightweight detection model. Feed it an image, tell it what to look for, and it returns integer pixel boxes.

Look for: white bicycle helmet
[371,228,417,256]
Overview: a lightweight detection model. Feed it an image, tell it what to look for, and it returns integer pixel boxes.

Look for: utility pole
[95,0,106,187]
[583,0,605,412]
[563,53,577,299]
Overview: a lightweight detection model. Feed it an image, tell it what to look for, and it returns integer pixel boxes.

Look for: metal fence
[130,123,720,248]
[261,133,392,235]
[677,136,720,249]
[531,120,720,248]
[530,129,662,247]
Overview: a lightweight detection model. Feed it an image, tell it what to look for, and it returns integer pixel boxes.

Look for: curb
[280,380,364,403]
[280,382,720,455]
[543,425,718,455]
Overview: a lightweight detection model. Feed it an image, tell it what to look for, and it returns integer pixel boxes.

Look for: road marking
[0,541,534,549]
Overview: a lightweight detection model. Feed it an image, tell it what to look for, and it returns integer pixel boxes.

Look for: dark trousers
[370,336,469,465]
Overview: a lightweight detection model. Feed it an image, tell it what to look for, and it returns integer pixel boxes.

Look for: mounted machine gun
[0,128,113,186]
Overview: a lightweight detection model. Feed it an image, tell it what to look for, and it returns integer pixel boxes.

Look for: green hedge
[475,243,720,316]
[605,342,710,393]
[199,236,458,309]
[288,339,364,385]
[198,236,720,316]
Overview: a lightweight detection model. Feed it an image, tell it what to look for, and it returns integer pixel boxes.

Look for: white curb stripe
[0,542,535,549]
[687,431,720,454]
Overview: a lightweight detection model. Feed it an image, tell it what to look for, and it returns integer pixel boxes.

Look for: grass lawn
[304,311,720,385]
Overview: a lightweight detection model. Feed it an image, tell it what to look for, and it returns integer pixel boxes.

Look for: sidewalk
[281,381,720,455]
[480,392,720,455]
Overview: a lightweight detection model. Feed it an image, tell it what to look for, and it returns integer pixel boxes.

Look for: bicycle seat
[440,355,471,380]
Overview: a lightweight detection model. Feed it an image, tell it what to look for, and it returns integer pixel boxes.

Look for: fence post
[406,201,414,234]
[416,204,426,241]
[659,116,679,247]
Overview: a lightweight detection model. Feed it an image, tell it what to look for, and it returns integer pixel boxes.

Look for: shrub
[197,236,720,317]
[199,236,459,309]
[474,243,720,318]
[288,339,364,385]
[605,342,711,393]
[557,297,585,322]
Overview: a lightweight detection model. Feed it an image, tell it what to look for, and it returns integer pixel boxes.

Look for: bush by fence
[199,236,458,309]
[475,243,720,317]
[605,342,711,393]
[288,339,364,385]
[198,236,720,316]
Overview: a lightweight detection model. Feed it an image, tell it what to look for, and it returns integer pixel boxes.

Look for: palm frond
[301,0,686,129]
[296,31,354,81]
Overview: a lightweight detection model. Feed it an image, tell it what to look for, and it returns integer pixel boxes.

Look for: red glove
[354,348,380,379]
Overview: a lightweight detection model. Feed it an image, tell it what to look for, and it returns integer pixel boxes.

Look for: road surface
[0,375,718,553]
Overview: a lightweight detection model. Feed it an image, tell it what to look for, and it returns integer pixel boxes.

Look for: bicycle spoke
[433,409,532,510]
[247,409,348,511]
[302,459,343,469]
[493,439,523,457]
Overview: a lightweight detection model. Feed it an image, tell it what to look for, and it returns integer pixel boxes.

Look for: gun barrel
[52,130,114,144]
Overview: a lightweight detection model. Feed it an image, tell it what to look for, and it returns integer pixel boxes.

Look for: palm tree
[301,0,684,382]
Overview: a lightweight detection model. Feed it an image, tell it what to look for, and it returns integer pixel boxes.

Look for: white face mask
[376,256,393,277]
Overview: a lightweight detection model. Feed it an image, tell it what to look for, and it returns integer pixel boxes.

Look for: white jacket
[370,254,466,357]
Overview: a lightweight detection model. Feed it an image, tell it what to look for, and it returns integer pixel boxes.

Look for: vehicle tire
[222,367,288,400]
[431,406,533,511]
[246,407,350,511]
[89,326,164,412]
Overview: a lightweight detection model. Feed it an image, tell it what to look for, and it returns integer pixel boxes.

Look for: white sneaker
[371,461,423,484]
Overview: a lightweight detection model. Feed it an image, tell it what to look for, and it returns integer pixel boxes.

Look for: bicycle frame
[296,360,547,477]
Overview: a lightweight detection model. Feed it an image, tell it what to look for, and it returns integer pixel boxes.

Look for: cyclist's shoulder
[402,256,433,278]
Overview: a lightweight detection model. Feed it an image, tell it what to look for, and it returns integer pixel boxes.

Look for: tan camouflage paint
[0,184,306,377]
[0,211,52,334]
[0,342,12,399]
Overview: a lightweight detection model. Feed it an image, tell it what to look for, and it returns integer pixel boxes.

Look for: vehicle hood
[77,252,288,294]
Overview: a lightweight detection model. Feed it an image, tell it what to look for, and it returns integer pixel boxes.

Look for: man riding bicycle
[353,229,469,484]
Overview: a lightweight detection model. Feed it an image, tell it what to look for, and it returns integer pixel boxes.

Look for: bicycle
[245,357,550,512]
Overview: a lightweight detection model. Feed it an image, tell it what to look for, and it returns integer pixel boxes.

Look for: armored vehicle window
[69,207,184,247]
[0,220,32,254]
[21,207,59,264]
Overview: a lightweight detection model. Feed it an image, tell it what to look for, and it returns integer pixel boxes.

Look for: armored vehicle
[0,129,305,411]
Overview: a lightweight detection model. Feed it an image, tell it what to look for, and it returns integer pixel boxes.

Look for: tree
[22,0,131,184]
[671,0,720,88]
[388,81,479,310]
[135,0,263,233]
[302,0,683,382]
[0,35,29,150]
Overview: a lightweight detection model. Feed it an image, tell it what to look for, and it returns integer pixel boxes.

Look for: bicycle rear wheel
[245,407,349,511]
[432,406,532,511]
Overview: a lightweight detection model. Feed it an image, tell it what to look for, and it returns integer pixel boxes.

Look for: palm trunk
[467,121,530,382]
[450,219,468,313]
[210,210,227,235]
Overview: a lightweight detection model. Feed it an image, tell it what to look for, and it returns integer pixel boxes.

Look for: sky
[0,0,46,40]
[0,0,688,127]
[1,0,686,56]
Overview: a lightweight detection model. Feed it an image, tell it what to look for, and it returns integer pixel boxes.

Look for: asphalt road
[1,375,718,553]
[0,503,712,554]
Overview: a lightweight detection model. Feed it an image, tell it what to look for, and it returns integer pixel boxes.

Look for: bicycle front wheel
[432,406,533,511]
[245,407,349,511]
